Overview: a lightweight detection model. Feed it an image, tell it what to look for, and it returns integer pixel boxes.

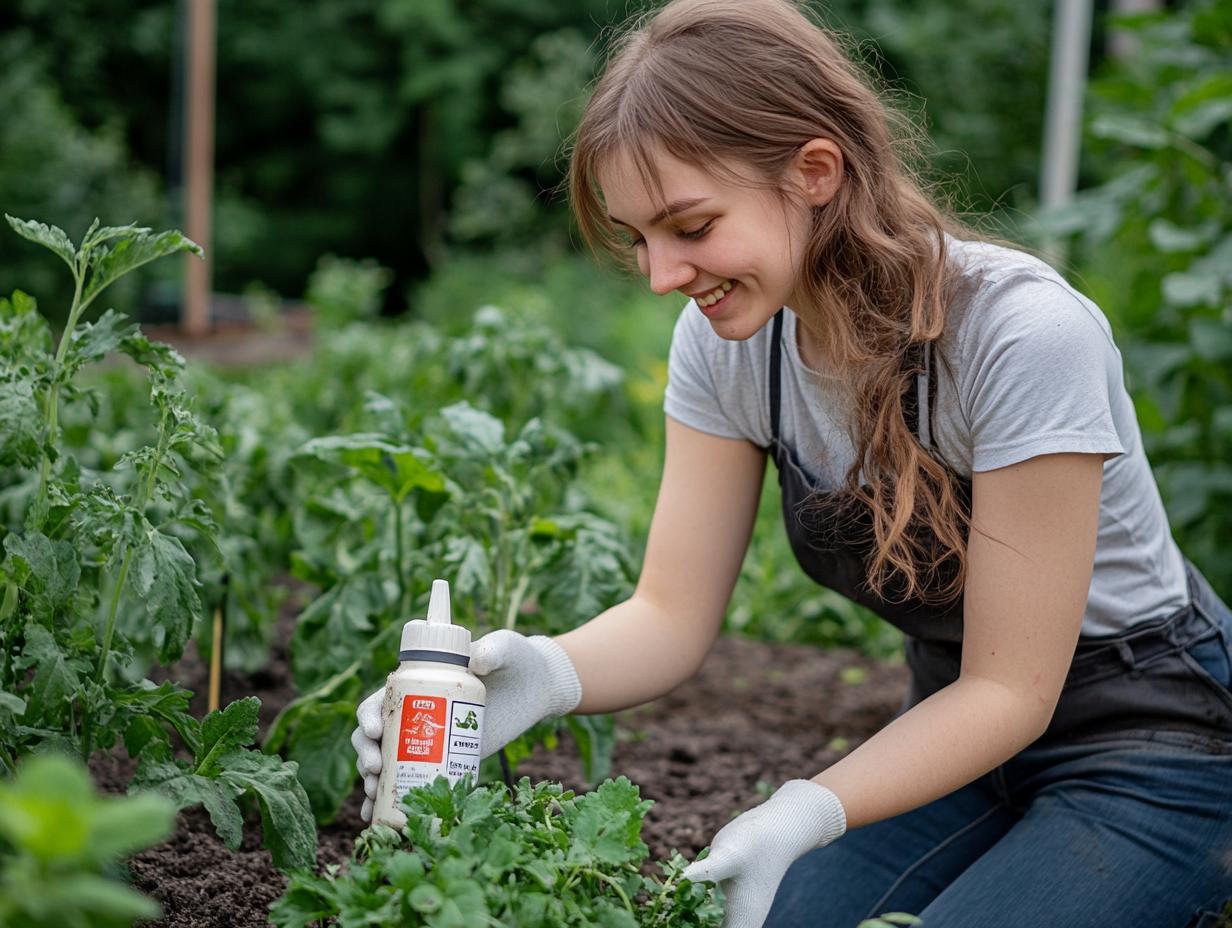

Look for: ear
[792,138,843,208]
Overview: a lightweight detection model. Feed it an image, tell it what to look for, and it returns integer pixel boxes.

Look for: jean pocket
[1188,635,1232,690]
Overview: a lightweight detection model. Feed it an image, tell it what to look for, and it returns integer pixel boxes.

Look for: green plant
[0,215,317,871]
[265,395,635,823]
[0,752,174,928]
[1039,0,1232,599]
[131,696,316,871]
[269,775,722,928]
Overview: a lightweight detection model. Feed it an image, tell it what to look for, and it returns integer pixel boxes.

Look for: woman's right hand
[351,630,583,822]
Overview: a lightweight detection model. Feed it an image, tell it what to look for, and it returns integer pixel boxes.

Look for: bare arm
[811,452,1104,828]
[555,417,766,713]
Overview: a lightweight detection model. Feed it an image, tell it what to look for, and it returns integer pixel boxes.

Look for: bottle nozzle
[426,579,451,625]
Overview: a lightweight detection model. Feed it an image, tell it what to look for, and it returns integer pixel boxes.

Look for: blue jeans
[766,569,1232,928]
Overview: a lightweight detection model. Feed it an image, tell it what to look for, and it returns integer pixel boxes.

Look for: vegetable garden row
[0,216,912,927]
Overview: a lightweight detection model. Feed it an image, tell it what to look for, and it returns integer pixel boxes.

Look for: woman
[354,1,1232,924]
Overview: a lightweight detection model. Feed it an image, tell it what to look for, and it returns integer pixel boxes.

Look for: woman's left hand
[682,779,847,928]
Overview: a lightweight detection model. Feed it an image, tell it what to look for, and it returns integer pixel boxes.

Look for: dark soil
[115,612,908,928]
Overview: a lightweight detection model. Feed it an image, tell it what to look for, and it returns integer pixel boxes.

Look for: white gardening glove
[682,779,847,928]
[351,630,582,822]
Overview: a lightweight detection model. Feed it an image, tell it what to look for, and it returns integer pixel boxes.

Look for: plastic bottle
[371,579,486,828]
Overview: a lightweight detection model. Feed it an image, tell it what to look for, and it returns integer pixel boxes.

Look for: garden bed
[114,623,907,928]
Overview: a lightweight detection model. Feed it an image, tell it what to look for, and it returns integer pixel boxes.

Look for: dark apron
[765,310,1232,745]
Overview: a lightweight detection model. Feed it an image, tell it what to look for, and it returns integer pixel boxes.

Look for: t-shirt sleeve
[663,304,750,441]
[960,276,1126,472]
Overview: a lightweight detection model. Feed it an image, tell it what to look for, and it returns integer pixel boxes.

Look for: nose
[644,241,695,296]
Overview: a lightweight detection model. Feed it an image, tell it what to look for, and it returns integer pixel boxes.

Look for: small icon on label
[454,709,479,730]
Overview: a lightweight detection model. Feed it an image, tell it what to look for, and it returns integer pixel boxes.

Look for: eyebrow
[608,197,710,229]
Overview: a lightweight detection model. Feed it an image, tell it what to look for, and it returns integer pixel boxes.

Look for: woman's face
[599,146,813,343]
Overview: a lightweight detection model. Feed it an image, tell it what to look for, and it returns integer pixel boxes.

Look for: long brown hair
[568,0,973,603]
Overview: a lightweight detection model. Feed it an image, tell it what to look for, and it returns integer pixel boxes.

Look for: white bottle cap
[398,579,471,662]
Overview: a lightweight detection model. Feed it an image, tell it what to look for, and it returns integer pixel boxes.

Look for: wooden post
[183,0,216,336]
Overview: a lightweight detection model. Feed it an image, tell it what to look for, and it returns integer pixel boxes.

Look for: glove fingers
[361,796,373,823]
[363,772,379,800]
[468,630,516,676]
[351,726,382,776]
[357,689,384,739]
[681,845,742,885]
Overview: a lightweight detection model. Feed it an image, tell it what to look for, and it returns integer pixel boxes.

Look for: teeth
[698,280,734,307]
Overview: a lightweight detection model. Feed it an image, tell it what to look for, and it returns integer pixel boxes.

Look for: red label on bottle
[396,695,446,764]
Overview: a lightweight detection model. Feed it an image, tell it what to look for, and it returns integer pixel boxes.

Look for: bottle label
[391,694,485,796]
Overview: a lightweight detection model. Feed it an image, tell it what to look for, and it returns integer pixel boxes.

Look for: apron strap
[769,309,785,446]
[767,309,936,450]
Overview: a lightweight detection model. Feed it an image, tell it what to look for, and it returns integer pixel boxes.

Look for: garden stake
[207,574,229,713]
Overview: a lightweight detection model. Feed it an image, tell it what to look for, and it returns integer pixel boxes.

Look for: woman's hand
[683,779,847,928]
[350,630,582,822]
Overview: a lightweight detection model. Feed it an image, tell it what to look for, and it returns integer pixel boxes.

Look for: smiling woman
[350,1,1232,925]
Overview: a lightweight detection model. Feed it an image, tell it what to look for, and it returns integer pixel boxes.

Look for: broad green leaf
[196,697,260,775]
[114,680,201,757]
[439,402,505,455]
[0,379,42,467]
[63,309,137,371]
[18,622,80,720]
[1190,318,1232,362]
[46,872,163,923]
[1090,113,1169,148]
[1147,219,1218,253]
[0,689,26,716]
[5,214,76,270]
[134,528,201,663]
[1163,270,1222,308]
[217,750,318,871]
[82,228,203,307]
[295,433,446,505]
[132,759,244,850]
[282,700,360,824]
[565,714,616,787]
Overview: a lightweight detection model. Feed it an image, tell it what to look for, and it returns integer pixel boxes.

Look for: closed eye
[625,220,713,250]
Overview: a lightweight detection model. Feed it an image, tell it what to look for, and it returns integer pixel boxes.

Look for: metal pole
[1040,0,1094,264]
[183,0,216,335]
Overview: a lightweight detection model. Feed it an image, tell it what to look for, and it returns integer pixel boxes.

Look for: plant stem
[84,407,171,756]
[34,266,86,512]
[503,572,531,631]
[391,497,407,618]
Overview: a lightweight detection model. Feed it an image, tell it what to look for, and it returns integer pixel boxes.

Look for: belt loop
[1114,639,1136,670]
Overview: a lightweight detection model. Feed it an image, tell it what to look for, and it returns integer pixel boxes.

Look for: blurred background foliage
[1,0,1229,642]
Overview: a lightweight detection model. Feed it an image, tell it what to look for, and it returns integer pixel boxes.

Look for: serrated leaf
[133,759,244,850]
[217,750,317,871]
[0,379,42,467]
[134,528,201,663]
[82,228,202,307]
[196,697,260,775]
[18,622,80,720]
[5,214,76,270]
[64,309,137,370]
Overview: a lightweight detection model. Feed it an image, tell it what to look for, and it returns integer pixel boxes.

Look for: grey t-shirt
[664,237,1188,636]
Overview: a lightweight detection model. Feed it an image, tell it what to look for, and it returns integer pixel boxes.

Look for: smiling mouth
[695,280,734,307]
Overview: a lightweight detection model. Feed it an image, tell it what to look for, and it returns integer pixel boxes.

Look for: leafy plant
[269,775,722,928]
[0,215,318,872]
[1039,0,1232,599]
[131,696,316,871]
[0,752,173,928]
[266,394,635,824]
